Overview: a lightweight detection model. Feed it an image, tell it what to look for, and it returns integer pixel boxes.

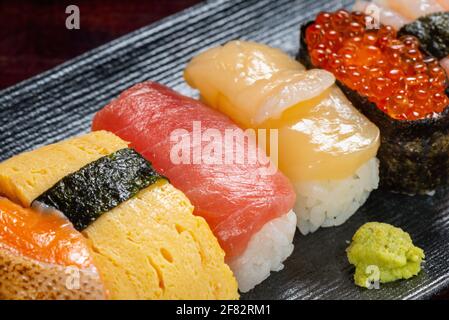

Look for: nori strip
[298,22,449,194]
[399,12,449,60]
[35,148,163,230]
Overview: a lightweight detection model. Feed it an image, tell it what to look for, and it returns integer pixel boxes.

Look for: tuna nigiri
[353,0,411,30]
[184,41,380,234]
[92,82,297,292]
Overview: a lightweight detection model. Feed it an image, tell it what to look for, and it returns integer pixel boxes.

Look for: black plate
[1,0,448,300]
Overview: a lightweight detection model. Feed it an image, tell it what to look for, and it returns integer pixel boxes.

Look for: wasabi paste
[347,222,424,288]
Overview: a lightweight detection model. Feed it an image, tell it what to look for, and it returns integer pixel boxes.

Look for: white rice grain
[228,210,296,293]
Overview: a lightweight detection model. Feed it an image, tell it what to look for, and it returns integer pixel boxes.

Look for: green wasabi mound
[346,222,424,288]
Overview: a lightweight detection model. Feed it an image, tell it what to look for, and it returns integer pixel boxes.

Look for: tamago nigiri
[184,41,380,234]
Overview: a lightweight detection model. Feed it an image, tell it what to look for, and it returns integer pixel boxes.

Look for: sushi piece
[92,82,297,292]
[0,132,238,299]
[0,197,106,300]
[184,41,380,235]
[399,12,449,75]
[299,10,449,194]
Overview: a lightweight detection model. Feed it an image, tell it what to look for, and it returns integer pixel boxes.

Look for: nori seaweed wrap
[399,12,449,60]
[35,148,164,230]
[298,19,449,195]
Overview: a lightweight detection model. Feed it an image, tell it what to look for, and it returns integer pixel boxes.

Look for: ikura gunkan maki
[302,10,448,120]
[298,9,449,194]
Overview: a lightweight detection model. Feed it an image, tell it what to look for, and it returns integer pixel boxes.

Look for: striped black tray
[1,0,448,300]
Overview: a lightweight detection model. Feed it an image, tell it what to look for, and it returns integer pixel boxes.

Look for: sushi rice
[295,158,379,235]
[228,210,297,292]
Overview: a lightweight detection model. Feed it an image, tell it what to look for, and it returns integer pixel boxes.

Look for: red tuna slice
[92,82,296,260]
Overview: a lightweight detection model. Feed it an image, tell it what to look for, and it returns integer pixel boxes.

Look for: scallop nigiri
[184,41,380,234]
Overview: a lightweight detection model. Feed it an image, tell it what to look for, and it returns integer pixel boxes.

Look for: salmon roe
[305,10,449,120]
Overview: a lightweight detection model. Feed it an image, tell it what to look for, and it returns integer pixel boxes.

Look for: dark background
[0,0,448,300]
[0,0,202,89]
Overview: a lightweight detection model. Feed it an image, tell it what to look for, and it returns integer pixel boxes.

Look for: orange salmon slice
[0,197,94,269]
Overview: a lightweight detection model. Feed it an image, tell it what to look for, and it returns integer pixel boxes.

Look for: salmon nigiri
[0,197,106,300]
